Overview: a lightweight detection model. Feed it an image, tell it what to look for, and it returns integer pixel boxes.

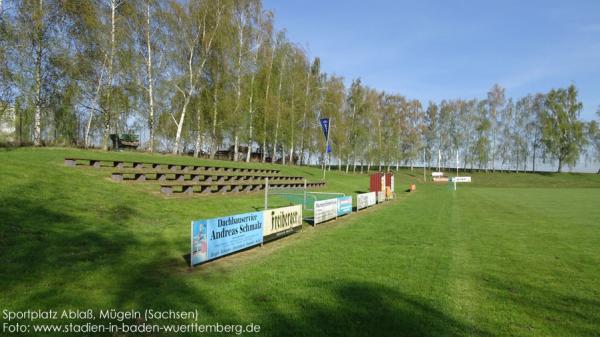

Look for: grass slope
[1,148,599,337]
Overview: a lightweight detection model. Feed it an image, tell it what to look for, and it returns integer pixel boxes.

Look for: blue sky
[263,0,600,120]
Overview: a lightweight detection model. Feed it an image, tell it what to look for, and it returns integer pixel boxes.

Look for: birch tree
[165,0,222,155]
[487,84,505,172]
[244,8,269,162]
[540,85,585,172]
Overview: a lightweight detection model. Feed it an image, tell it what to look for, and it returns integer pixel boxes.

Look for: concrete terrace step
[110,170,304,182]
[160,181,326,195]
[64,157,280,174]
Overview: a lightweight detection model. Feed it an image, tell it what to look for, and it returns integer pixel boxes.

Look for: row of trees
[1,0,598,172]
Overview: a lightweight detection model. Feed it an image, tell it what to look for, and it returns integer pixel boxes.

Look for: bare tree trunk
[272,55,285,165]
[85,55,107,148]
[145,1,155,152]
[194,95,202,158]
[245,71,256,162]
[557,158,563,173]
[245,17,263,163]
[262,45,275,163]
[102,0,118,151]
[345,154,350,173]
[532,143,537,173]
[210,75,219,159]
[492,127,496,172]
[299,69,310,165]
[232,11,245,162]
[172,96,190,155]
[173,47,194,155]
[33,0,43,146]
[233,135,239,161]
[288,82,295,165]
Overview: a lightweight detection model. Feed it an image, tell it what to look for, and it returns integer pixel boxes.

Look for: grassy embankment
[1,147,599,336]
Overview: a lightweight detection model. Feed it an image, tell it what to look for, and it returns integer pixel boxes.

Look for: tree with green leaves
[10,0,63,145]
[423,101,438,168]
[540,85,586,173]
[487,84,505,172]
[472,99,491,171]
[164,0,222,155]
[587,108,600,173]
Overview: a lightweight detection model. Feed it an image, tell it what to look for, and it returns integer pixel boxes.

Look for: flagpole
[323,120,330,181]
[319,117,331,182]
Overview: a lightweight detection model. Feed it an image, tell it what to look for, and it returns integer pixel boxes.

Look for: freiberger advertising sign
[263,205,302,242]
[191,211,263,266]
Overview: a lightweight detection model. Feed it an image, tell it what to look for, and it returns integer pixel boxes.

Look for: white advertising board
[377,191,386,203]
[357,193,369,210]
[432,172,444,177]
[314,198,338,224]
[367,192,377,206]
[357,192,376,210]
[451,176,471,183]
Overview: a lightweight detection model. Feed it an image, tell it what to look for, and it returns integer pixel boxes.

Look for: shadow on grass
[250,280,496,337]
[481,274,599,337]
[0,194,137,285]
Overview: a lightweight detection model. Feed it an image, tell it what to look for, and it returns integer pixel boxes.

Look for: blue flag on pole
[320,118,332,153]
[320,118,329,138]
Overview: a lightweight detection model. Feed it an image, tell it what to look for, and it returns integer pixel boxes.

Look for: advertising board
[263,205,303,242]
[314,198,338,224]
[357,193,369,210]
[337,196,352,216]
[357,192,377,210]
[367,192,377,206]
[191,211,263,266]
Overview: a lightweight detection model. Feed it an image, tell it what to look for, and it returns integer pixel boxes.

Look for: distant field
[1,148,599,337]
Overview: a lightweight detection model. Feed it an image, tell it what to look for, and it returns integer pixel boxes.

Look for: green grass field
[1,148,599,337]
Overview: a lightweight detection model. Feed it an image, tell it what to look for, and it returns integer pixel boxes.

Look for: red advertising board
[385,172,394,192]
[370,173,383,193]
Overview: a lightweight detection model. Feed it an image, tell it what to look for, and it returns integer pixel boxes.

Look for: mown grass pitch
[1,148,599,337]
